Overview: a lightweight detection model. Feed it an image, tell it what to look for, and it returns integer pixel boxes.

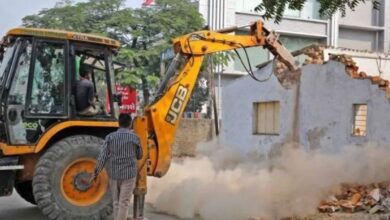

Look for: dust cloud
[146,140,390,220]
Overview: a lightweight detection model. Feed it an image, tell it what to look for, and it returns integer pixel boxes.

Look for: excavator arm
[172,21,297,70]
[132,20,298,219]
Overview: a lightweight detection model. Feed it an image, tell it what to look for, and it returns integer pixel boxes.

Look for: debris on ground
[318,182,390,214]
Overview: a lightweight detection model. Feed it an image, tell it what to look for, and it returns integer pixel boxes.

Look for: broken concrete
[318,182,390,215]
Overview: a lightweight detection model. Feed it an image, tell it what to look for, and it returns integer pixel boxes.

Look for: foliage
[110,0,204,104]
[23,0,124,34]
[22,0,205,105]
[255,0,380,23]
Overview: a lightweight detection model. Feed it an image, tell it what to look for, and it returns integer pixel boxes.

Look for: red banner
[106,85,137,114]
[116,85,137,114]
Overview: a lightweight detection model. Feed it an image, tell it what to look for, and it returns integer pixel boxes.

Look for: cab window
[27,40,66,115]
[0,40,17,85]
[6,39,33,144]
[8,40,32,105]
[72,44,112,117]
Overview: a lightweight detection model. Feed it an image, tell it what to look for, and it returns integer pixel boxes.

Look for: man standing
[91,113,143,220]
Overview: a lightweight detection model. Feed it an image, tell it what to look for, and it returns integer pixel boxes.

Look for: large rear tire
[15,181,37,205]
[32,135,112,220]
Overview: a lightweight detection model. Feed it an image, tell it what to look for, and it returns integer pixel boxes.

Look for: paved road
[0,191,41,220]
[0,191,182,220]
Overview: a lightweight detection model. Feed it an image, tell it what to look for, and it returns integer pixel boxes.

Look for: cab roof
[6,28,120,48]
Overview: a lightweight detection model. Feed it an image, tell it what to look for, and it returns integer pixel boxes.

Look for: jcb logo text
[165,85,188,125]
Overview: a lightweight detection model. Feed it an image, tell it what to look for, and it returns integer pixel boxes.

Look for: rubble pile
[303,45,325,65]
[318,182,390,214]
[275,61,288,75]
[274,44,326,74]
[274,44,325,74]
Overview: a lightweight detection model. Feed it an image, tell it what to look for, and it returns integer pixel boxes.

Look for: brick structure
[172,119,214,157]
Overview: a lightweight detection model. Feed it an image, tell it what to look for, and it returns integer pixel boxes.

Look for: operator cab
[0,28,121,145]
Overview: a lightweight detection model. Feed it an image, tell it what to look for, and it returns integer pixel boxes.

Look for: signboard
[116,85,137,114]
[106,85,137,114]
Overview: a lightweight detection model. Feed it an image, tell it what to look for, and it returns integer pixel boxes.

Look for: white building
[196,0,390,117]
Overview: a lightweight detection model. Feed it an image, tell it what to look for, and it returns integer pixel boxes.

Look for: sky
[0,0,143,36]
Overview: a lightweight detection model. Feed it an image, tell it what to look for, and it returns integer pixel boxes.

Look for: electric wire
[234,46,276,82]
[189,33,276,82]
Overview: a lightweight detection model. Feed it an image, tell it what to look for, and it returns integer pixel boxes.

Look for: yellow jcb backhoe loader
[0,20,297,219]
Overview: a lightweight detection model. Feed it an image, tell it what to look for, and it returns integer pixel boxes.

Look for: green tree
[255,0,380,23]
[22,0,205,106]
[108,0,204,105]
[23,0,124,33]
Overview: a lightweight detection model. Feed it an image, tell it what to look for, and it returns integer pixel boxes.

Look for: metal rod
[133,194,145,219]
[213,92,219,136]
[217,67,222,125]
[210,58,219,135]
[0,165,24,170]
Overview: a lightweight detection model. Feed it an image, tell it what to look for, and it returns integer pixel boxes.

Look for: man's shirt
[75,78,94,111]
[94,128,143,180]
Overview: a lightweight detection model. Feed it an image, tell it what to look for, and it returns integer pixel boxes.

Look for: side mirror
[113,93,122,106]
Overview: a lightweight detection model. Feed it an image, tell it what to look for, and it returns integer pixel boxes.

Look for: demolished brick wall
[275,44,390,101]
[274,44,390,215]
[276,45,390,215]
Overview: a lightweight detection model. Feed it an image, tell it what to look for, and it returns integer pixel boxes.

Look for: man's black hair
[79,65,91,78]
[118,113,132,128]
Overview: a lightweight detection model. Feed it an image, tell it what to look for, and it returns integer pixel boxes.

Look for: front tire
[32,135,112,220]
